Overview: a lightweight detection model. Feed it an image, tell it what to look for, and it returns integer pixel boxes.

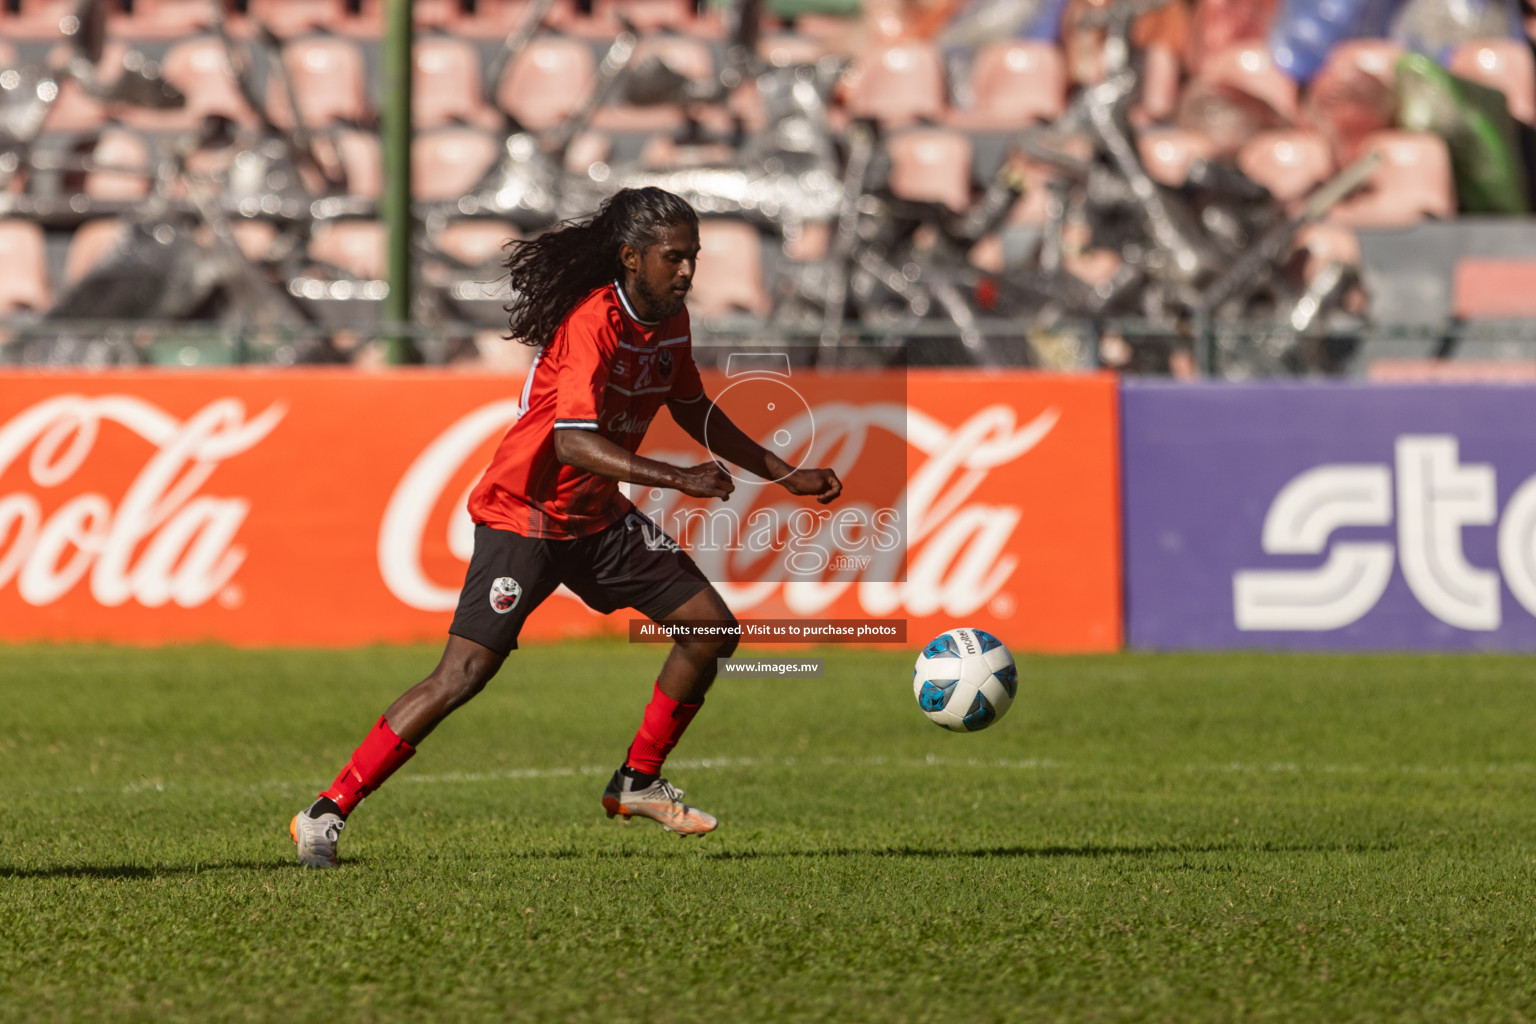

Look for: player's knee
[714,619,740,659]
[434,648,502,707]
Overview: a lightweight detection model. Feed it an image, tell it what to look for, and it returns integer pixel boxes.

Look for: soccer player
[291,187,842,867]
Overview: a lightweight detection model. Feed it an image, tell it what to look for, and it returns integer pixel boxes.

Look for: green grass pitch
[3,641,1536,1023]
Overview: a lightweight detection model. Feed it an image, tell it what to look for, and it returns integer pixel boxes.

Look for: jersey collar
[613,279,660,327]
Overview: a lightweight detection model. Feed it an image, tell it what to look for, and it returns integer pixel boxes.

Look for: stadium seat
[690,219,770,317]
[445,0,582,39]
[1292,222,1360,285]
[563,131,612,175]
[1237,130,1334,206]
[308,219,387,279]
[591,36,717,134]
[1450,39,1536,126]
[1453,258,1536,318]
[946,40,1066,131]
[267,38,371,130]
[1194,43,1298,123]
[246,0,351,37]
[590,0,712,35]
[886,128,972,213]
[354,0,465,36]
[0,219,52,313]
[1137,128,1218,186]
[496,37,595,133]
[329,129,384,199]
[757,34,827,68]
[1,0,93,40]
[1327,131,1456,228]
[1321,38,1403,86]
[120,36,262,132]
[62,218,126,286]
[228,219,279,262]
[413,35,501,130]
[111,0,226,38]
[411,128,500,201]
[1135,43,1183,124]
[435,219,519,267]
[84,127,151,200]
[843,41,947,128]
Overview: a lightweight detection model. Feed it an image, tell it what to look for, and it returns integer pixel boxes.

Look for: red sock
[320,715,416,815]
[625,682,702,775]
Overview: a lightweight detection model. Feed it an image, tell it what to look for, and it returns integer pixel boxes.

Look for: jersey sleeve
[668,334,707,405]
[552,309,614,431]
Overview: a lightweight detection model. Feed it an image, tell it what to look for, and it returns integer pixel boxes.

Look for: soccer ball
[912,627,1017,732]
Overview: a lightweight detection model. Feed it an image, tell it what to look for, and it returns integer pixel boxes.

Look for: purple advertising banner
[1123,382,1536,650]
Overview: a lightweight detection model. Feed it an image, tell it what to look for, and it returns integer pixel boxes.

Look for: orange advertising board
[0,370,1120,651]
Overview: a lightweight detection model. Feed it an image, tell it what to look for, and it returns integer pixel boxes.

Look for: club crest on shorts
[489,576,522,614]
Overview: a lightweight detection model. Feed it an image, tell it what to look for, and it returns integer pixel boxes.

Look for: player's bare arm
[552,426,733,500]
[666,393,843,504]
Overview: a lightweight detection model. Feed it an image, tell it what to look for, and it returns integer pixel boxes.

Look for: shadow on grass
[701,840,1399,861]
[483,840,1397,861]
[1,859,310,880]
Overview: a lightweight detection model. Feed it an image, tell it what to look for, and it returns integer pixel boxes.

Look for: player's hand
[677,461,735,501]
[782,467,842,504]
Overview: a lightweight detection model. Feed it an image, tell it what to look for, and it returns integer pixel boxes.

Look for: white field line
[107,755,1536,796]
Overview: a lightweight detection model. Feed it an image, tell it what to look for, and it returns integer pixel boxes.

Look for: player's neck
[614,279,661,326]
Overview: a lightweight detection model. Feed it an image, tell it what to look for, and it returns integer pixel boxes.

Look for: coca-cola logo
[378,397,1056,618]
[0,395,285,608]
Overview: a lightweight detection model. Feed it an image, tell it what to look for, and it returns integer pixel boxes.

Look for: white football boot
[290,806,346,868]
[602,769,718,835]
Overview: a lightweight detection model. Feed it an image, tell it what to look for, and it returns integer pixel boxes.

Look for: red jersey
[467,281,706,539]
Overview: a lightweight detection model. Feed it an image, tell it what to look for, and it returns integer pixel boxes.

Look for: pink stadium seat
[1194,43,1297,123]
[886,128,972,213]
[1327,130,1455,228]
[1454,259,1536,318]
[268,38,371,130]
[690,219,770,317]
[446,0,583,40]
[1135,43,1183,124]
[844,41,946,128]
[591,36,716,133]
[1137,128,1218,186]
[411,128,500,201]
[496,37,595,132]
[0,219,52,313]
[120,36,262,132]
[84,128,151,200]
[354,0,466,36]
[413,36,501,130]
[757,34,826,68]
[111,0,226,38]
[229,219,279,262]
[329,129,384,199]
[947,40,1066,131]
[309,220,387,279]
[563,131,612,175]
[62,218,128,286]
[1450,39,1536,126]
[435,219,519,267]
[1322,38,1403,86]
[246,0,350,37]
[1237,130,1334,206]
[590,0,712,35]
[1,0,92,40]
[1292,222,1359,284]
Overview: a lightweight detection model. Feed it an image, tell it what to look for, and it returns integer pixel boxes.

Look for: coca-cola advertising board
[0,370,1121,651]
[1123,381,1536,650]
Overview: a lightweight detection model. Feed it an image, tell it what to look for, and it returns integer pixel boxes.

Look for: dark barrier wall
[1123,381,1536,650]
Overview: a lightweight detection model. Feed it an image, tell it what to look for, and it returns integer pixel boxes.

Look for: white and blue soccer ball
[912,627,1017,732]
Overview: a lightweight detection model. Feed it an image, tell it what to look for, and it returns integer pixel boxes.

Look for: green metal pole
[382,0,414,364]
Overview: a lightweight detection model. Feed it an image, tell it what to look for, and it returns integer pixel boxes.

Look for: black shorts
[448,512,711,655]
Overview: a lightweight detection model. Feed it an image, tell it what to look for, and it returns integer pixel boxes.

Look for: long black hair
[502,187,699,347]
